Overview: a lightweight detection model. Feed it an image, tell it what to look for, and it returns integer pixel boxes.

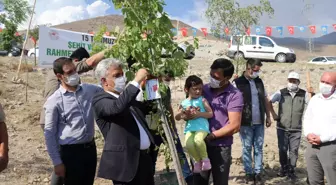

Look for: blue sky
[18,0,336,37]
[85,0,195,18]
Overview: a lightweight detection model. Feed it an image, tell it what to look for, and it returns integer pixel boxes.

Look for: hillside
[270,32,336,51]
[19,14,217,49]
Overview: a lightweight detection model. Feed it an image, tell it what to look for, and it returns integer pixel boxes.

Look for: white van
[227,35,296,63]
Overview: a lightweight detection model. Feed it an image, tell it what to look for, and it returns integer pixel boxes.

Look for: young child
[175,75,213,173]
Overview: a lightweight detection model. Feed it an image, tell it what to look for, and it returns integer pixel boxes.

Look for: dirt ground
[0,44,334,185]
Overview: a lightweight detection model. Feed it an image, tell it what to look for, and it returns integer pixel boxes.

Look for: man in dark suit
[92,58,155,185]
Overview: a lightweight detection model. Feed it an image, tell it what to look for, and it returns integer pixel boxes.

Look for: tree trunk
[236,36,240,74]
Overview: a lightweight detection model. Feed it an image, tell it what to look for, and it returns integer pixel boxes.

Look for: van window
[312,57,325,62]
[244,36,257,45]
[232,36,243,46]
[259,37,274,47]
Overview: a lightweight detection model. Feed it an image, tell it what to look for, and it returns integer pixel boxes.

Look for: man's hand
[312,135,321,145]
[0,155,8,172]
[272,113,279,121]
[54,164,66,177]
[307,133,316,144]
[307,87,314,94]
[307,133,321,145]
[266,117,272,128]
[204,133,216,144]
[134,69,148,84]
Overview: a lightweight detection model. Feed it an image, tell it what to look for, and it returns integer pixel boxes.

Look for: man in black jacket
[92,58,155,185]
[232,59,272,185]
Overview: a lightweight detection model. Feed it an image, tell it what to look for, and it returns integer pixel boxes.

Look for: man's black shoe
[287,172,298,182]
[255,173,264,185]
[244,174,255,184]
[277,167,287,177]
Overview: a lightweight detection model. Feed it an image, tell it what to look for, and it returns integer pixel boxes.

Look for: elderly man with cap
[269,72,313,181]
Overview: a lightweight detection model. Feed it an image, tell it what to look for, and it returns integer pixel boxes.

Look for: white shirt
[107,81,151,150]
[303,92,336,143]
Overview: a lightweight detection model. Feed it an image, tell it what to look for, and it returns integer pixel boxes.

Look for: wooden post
[25,57,28,102]
[306,71,312,99]
[15,0,37,80]
[157,99,186,185]
[34,43,37,66]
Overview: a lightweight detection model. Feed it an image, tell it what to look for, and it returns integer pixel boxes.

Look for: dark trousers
[305,142,336,185]
[149,130,192,180]
[192,145,232,185]
[51,141,97,185]
[113,151,155,185]
[277,129,301,172]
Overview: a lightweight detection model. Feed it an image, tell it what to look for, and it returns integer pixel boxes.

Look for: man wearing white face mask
[304,71,336,185]
[43,57,103,185]
[92,58,155,185]
[232,59,272,185]
[269,72,313,181]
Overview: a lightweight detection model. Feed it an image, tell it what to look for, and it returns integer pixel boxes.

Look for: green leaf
[125,70,135,81]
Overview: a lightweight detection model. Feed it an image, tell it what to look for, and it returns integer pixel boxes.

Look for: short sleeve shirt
[203,83,244,146]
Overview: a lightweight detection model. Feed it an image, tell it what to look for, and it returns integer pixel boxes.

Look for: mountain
[267,32,336,51]
[19,15,212,49]
[314,32,336,45]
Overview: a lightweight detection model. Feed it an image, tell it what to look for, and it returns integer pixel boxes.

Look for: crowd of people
[0,47,335,185]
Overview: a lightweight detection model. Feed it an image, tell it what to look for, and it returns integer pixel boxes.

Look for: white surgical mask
[64,73,80,87]
[287,83,298,92]
[250,71,260,79]
[114,76,126,93]
[319,82,334,95]
[209,77,221,88]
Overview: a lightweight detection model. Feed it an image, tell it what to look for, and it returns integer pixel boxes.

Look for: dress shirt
[107,81,151,150]
[44,83,103,166]
[303,92,336,143]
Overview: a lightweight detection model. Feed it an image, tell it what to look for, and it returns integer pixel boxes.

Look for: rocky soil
[0,39,334,185]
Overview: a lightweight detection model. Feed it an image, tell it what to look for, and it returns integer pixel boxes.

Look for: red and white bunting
[288,26,294,35]
[201,28,207,37]
[309,25,316,34]
[265,27,272,36]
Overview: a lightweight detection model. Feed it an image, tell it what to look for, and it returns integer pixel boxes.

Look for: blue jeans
[149,130,193,179]
[240,124,265,174]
